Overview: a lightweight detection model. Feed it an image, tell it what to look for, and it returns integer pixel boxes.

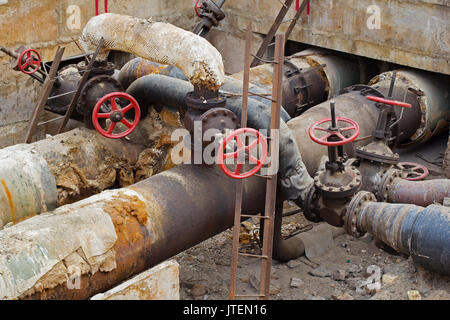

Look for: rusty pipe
[386,178,450,207]
[346,192,450,275]
[0,128,145,228]
[0,165,265,300]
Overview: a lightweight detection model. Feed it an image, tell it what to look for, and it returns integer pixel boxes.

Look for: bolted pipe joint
[345,191,450,275]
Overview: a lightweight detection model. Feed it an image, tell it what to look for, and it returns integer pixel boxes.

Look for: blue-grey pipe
[126,74,313,203]
[352,194,450,275]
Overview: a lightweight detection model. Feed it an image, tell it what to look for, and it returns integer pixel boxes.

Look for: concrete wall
[0,0,195,146]
[212,0,450,75]
[0,0,448,146]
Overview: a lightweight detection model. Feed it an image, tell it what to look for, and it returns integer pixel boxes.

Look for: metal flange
[376,168,402,202]
[314,165,362,199]
[344,191,377,238]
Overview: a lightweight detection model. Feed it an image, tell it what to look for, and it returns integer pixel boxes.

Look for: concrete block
[90,260,180,300]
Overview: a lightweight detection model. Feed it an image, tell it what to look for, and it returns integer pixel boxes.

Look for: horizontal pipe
[387,178,450,207]
[127,74,314,203]
[353,196,450,275]
[0,165,265,300]
[369,69,450,147]
[0,128,147,228]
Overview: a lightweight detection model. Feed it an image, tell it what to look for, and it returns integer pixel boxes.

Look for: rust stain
[1,179,15,224]
[103,193,149,246]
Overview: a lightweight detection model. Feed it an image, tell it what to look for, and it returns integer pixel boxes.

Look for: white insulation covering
[80,13,225,90]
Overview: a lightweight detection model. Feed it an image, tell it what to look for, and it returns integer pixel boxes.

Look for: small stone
[269,286,281,295]
[190,284,208,298]
[308,295,325,300]
[332,270,346,281]
[287,260,302,269]
[361,249,367,254]
[382,274,398,285]
[341,242,348,248]
[303,289,309,295]
[290,277,303,288]
[347,264,362,274]
[332,290,354,300]
[308,265,332,278]
[407,290,422,300]
[197,255,206,263]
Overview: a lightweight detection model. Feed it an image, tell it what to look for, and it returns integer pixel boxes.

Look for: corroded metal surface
[0,165,265,300]
[387,178,450,207]
[226,0,450,75]
[288,91,380,175]
[369,70,450,148]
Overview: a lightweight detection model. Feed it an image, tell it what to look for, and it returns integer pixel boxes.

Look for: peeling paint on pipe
[0,128,147,227]
[0,144,57,228]
[0,165,265,300]
[352,195,450,275]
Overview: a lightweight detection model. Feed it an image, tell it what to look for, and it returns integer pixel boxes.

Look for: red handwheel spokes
[397,162,429,181]
[92,92,141,139]
[195,0,203,17]
[218,128,269,179]
[18,49,41,75]
[309,117,360,146]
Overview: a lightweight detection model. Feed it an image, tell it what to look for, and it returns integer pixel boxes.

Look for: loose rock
[407,290,422,300]
[290,278,303,288]
[333,270,346,281]
[308,265,332,278]
[382,274,398,285]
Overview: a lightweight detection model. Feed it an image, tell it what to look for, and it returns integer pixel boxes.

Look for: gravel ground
[174,204,450,301]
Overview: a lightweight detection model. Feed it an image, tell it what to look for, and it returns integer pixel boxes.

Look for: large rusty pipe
[288,90,380,175]
[369,69,450,147]
[348,192,450,275]
[0,165,265,300]
[387,178,450,207]
[0,128,145,228]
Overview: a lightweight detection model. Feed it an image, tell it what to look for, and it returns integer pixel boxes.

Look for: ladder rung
[254,174,273,179]
[235,294,266,298]
[241,214,270,219]
[37,116,65,127]
[238,252,268,259]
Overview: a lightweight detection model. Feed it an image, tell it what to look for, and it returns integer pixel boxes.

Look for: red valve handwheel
[195,0,203,17]
[92,92,140,139]
[397,162,429,181]
[18,49,41,75]
[308,117,360,146]
[218,128,268,179]
[366,95,412,109]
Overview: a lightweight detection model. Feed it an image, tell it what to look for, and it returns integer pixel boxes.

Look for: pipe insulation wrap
[126,74,313,202]
[80,13,225,90]
[0,144,57,228]
[0,165,266,300]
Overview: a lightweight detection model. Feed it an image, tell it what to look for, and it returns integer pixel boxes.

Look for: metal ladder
[229,24,285,300]
[250,0,309,68]
[24,38,104,143]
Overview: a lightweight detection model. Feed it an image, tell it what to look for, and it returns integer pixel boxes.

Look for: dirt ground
[174,202,450,301]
